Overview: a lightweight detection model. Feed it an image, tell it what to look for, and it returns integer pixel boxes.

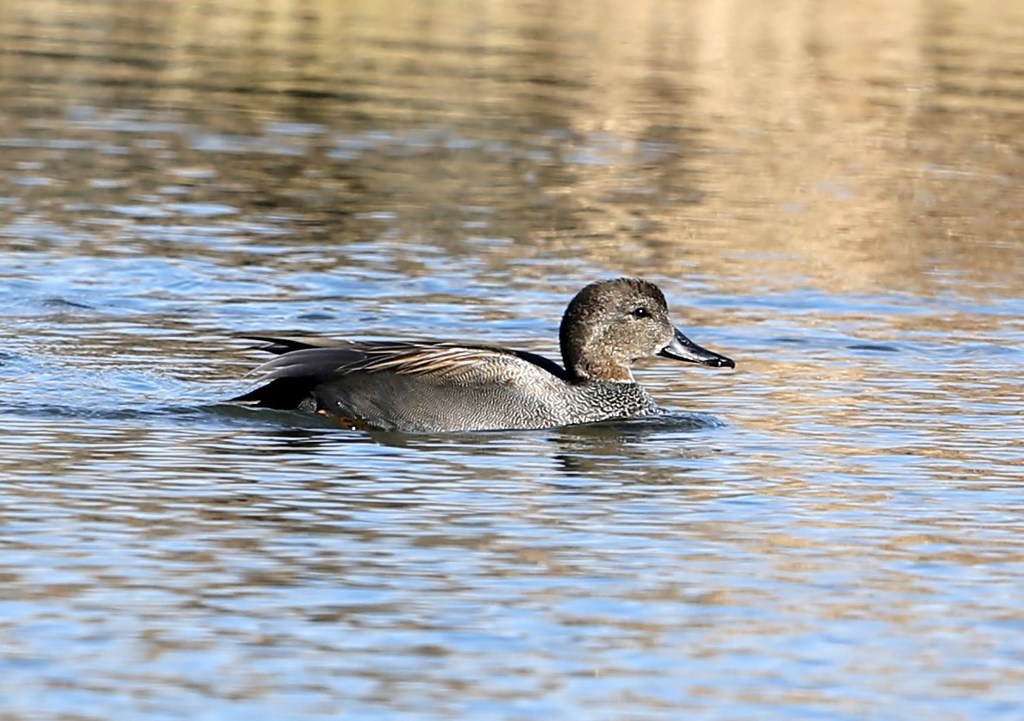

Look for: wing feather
[243,338,567,386]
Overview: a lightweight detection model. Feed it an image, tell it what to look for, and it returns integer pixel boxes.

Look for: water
[2,0,1024,719]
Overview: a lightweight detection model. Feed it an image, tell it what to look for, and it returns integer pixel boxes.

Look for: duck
[233,277,734,432]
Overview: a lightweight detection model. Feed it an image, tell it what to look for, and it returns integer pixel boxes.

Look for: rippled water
[2,0,1023,719]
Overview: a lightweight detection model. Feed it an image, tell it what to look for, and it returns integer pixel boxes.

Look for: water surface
[1,0,1023,719]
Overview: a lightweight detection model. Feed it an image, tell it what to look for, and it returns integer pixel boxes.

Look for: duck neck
[580,362,635,384]
[560,305,635,384]
[562,347,636,384]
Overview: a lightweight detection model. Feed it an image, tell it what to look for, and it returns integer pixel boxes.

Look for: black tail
[231,376,319,410]
[233,336,358,410]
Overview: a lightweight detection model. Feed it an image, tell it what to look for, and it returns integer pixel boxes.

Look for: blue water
[2,0,1024,719]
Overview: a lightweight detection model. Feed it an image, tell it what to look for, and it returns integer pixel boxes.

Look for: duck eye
[630,306,650,319]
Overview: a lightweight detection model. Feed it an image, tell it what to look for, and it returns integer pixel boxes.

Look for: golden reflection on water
[2,0,1021,297]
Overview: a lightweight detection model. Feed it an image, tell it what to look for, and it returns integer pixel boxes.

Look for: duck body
[233,278,734,432]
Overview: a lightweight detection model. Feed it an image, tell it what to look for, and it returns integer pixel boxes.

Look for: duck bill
[658,328,735,368]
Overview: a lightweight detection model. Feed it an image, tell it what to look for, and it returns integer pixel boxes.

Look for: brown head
[558,277,734,383]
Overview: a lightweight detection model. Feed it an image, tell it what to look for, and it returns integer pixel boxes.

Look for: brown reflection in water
[0,0,1021,296]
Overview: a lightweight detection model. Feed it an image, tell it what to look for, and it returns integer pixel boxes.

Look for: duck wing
[240,336,566,380]
[233,336,571,430]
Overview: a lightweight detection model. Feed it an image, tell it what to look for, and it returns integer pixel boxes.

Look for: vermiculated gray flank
[233,278,735,432]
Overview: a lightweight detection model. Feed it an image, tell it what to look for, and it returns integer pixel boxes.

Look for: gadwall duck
[233,277,734,432]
